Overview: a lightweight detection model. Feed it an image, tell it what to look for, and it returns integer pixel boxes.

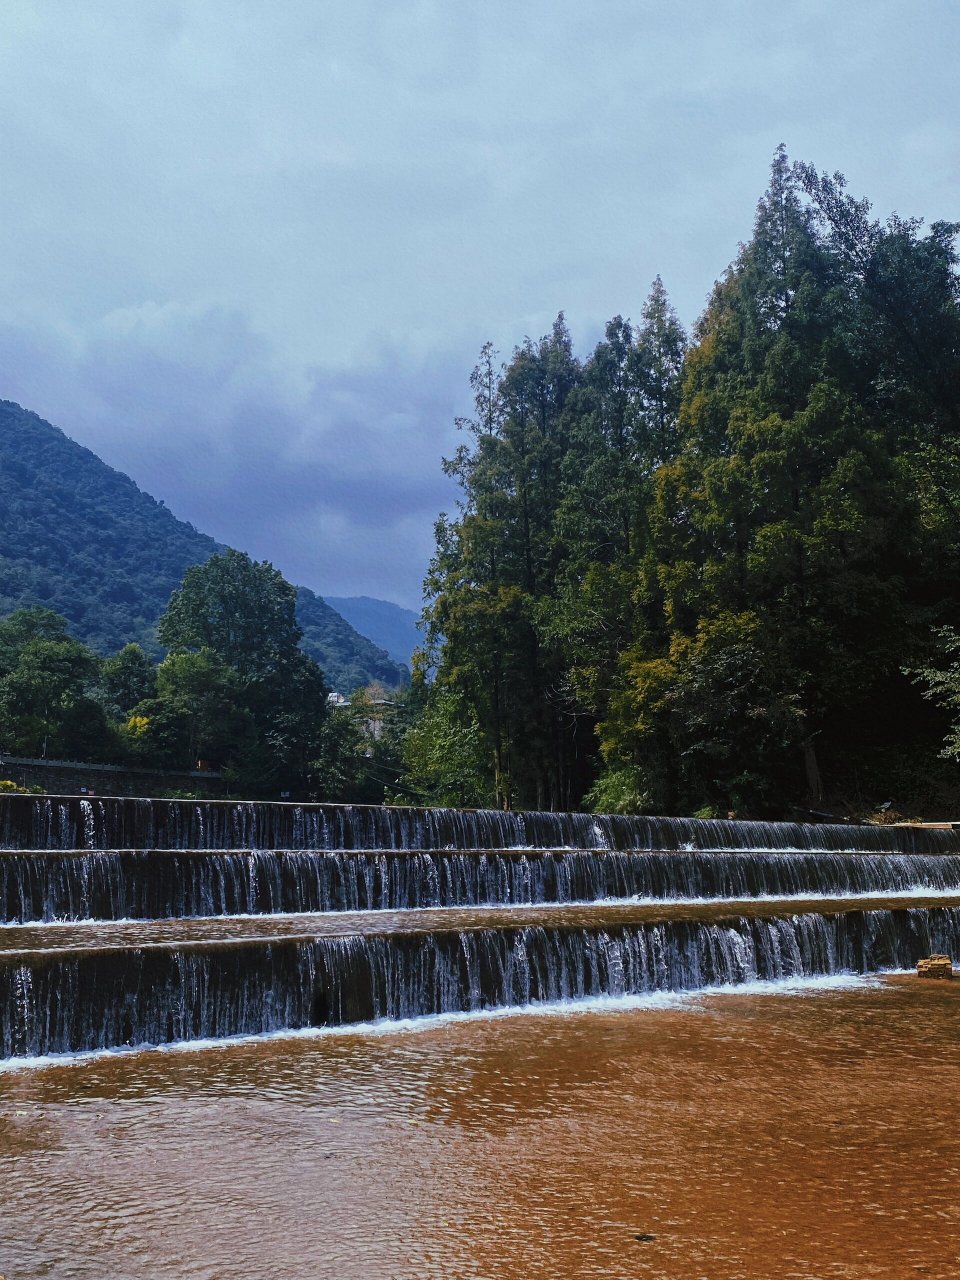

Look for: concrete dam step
[2,795,959,1061]
[4,893,960,957]
[3,904,960,1058]
[5,847,960,922]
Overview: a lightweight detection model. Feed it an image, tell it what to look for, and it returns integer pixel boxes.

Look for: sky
[0,1,958,609]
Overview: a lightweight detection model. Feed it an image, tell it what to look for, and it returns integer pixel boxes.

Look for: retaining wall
[0,755,227,799]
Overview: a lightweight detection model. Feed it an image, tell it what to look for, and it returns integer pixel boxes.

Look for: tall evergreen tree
[599,150,941,811]
[419,150,960,817]
[424,317,588,808]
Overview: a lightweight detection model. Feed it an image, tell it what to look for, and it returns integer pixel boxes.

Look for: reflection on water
[1,977,958,1279]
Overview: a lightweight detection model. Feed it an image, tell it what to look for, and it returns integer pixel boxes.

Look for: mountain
[325,595,422,668]
[295,587,408,691]
[0,400,408,691]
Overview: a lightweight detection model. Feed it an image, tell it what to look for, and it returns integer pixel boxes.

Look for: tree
[595,149,947,812]
[424,317,590,809]
[420,150,960,817]
[252,647,329,792]
[400,686,492,808]
[0,632,111,760]
[158,549,303,682]
[128,648,249,769]
[157,551,329,794]
[548,280,686,733]
[907,629,960,761]
[0,608,71,676]
[100,644,157,721]
[632,276,687,471]
[308,704,372,803]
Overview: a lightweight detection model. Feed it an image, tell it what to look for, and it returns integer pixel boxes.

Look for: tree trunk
[803,739,823,803]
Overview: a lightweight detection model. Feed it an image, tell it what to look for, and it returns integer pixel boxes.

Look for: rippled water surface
[1,976,958,1279]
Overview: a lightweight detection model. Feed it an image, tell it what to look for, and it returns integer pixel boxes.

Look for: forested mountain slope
[326,596,421,667]
[0,401,407,691]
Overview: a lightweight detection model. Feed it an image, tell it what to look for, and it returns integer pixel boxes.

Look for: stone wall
[0,755,227,799]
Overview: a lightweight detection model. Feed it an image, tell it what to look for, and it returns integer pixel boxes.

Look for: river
[2,974,957,1280]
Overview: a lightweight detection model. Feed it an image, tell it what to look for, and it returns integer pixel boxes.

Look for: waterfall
[4,848,960,923]
[1,794,958,1059]
[2,907,958,1058]
[2,795,959,854]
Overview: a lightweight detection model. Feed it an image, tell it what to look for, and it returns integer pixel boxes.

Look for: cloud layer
[1,1,957,606]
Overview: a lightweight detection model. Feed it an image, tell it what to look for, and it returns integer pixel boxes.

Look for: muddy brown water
[5,892,960,958]
[1,975,957,1280]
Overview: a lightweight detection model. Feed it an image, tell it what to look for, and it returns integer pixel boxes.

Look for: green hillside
[0,400,407,691]
[326,596,422,667]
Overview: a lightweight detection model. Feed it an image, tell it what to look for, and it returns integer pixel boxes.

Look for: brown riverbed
[0,975,958,1279]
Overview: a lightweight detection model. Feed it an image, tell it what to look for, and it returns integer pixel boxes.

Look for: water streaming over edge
[2,796,958,1059]
[2,794,958,853]
[2,907,958,1057]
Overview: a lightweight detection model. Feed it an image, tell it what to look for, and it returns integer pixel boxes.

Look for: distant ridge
[0,400,408,691]
[326,595,422,668]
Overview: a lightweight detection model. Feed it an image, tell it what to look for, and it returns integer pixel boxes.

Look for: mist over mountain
[0,400,407,692]
[325,596,421,668]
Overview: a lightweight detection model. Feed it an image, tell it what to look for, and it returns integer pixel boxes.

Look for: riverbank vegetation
[414,151,960,817]
[0,548,415,802]
[0,554,325,797]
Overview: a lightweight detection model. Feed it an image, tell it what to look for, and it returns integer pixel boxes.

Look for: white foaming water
[612,886,960,906]
[0,971,879,1074]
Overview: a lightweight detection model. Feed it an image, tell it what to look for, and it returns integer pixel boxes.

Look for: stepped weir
[2,796,959,1059]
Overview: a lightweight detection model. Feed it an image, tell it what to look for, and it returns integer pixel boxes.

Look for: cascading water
[2,794,959,854]
[5,848,960,923]
[1,795,957,1059]
[3,907,959,1058]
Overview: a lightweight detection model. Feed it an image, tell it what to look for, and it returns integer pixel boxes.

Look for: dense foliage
[5,153,959,817]
[0,608,113,761]
[153,551,330,793]
[0,401,408,692]
[0,555,393,799]
[417,151,960,817]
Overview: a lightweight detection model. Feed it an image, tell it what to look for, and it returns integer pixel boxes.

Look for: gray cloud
[1,1,958,607]
[0,306,461,604]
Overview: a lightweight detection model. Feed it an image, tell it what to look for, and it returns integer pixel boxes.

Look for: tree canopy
[0,568,376,802]
[5,151,960,818]
[159,549,303,681]
[417,150,960,817]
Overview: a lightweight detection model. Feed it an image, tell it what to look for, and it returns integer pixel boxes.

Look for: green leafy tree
[0,632,111,760]
[305,683,417,804]
[907,629,960,760]
[421,149,960,816]
[100,643,157,720]
[129,648,249,769]
[251,648,330,793]
[548,280,687,734]
[159,549,303,681]
[157,550,329,794]
[425,317,591,809]
[0,608,71,675]
[597,150,945,812]
[400,686,493,808]
[308,705,372,802]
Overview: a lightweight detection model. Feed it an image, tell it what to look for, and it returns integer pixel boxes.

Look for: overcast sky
[1,1,957,609]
